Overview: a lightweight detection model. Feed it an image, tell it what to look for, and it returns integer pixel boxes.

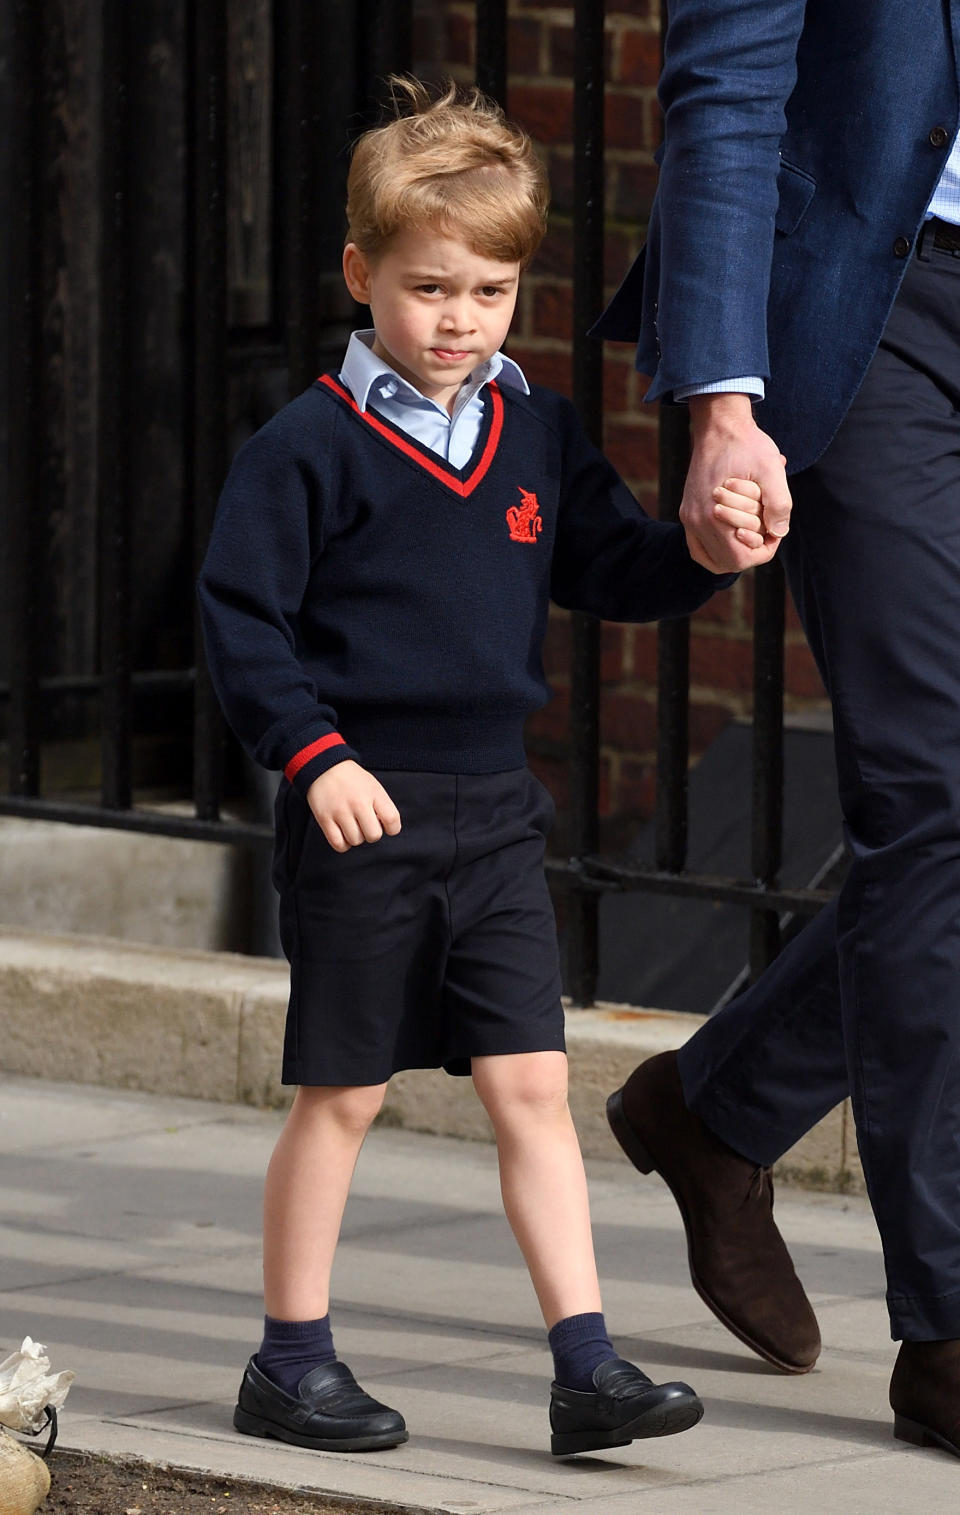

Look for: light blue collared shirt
[929,128,960,224]
[680,128,960,403]
[338,330,529,470]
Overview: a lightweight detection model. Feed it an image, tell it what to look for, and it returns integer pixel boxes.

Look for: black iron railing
[0,0,833,1002]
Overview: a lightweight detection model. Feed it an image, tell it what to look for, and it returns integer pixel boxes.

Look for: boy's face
[343,226,520,414]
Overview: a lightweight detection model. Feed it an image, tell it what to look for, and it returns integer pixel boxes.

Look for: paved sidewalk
[0,1076,954,1513]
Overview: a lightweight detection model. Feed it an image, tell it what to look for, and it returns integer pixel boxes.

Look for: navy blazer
[593,0,960,473]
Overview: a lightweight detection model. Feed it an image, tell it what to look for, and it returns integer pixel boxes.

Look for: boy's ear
[343,243,372,304]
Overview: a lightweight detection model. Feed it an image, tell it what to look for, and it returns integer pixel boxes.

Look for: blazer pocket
[775,158,816,235]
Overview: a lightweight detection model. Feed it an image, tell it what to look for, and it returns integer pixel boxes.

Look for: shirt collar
[339,328,529,415]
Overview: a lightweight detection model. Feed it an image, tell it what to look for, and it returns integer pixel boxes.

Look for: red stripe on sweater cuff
[284,733,346,781]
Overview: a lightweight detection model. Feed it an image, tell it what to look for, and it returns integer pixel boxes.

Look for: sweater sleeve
[197,420,359,796]
[550,400,735,621]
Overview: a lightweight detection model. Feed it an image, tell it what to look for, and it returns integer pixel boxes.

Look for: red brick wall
[415,2,828,838]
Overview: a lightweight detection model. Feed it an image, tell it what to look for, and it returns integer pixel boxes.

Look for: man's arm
[654,0,806,567]
[654,0,806,395]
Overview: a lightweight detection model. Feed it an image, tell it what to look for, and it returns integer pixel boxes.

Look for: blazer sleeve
[550,400,735,621]
[636,0,806,400]
[197,425,359,796]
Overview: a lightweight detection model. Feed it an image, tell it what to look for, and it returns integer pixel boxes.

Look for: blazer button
[929,125,950,148]
[893,235,911,257]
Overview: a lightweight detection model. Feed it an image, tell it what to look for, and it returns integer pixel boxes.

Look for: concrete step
[0,926,863,1191]
[0,815,251,953]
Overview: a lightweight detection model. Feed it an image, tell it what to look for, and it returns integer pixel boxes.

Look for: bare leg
[236,1080,407,1450]
[472,1050,602,1328]
[262,1082,386,1320]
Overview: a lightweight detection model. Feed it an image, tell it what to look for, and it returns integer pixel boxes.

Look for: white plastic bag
[0,1339,74,1434]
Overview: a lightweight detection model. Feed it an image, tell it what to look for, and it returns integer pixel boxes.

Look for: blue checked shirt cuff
[674,377,766,402]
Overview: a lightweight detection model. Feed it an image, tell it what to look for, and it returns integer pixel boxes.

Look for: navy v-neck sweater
[198,375,731,795]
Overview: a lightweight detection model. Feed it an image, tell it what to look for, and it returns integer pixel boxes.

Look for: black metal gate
[0,0,834,1004]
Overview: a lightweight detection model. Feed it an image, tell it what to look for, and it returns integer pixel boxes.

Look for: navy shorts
[273,767,565,1086]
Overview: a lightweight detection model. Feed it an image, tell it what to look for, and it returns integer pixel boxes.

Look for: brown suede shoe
[607,1050,821,1373]
[891,1340,960,1457]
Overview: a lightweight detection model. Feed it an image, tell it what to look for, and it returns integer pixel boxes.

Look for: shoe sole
[894,1413,960,1458]
[551,1392,704,1456]
[233,1404,408,1452]
[606,1088,818,1377]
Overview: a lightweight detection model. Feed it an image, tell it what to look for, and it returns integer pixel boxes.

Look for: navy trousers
[678,226,960,1341]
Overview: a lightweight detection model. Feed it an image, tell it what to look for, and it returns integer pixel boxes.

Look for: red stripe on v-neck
[317,374,504,498]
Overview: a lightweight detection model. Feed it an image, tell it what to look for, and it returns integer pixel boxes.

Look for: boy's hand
[711,476,765,551]
[305,761,402,852]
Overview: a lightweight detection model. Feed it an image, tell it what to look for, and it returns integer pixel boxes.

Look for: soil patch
[42,1451,427,1515]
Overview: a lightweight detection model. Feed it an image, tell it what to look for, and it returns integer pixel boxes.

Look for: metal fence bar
[565,0,606,1006]
[653,0,691,877]
[0,672,194,700]
[274,0,327,396]
[0,793,272,849]
[652,0,791,982]
[546,855,831,915]
[363,0,413,101]
[97,0,135,810]
[186,0,228,822]
[475,0,508,104]
[749,557,786,975]
[6,0,44,797]
[655,404,691,871]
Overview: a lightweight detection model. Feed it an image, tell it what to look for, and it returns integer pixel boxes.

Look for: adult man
[594,0,960,1457]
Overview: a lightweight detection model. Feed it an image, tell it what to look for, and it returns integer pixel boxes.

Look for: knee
[474,1053,570,1126]
[294,1082,387,1137]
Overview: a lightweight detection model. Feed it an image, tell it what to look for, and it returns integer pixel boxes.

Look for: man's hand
[682,394,792,573]
[305,760,401,853]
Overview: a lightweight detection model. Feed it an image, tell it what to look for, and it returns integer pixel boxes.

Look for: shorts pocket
[527,769,557,834]
[272,781,311,891]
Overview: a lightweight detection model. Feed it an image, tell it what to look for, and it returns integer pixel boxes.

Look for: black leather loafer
[233,1356,407,1452]
[549,1357,704,1457]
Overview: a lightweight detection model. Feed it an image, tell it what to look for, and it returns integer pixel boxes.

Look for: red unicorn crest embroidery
[506,486,543,544]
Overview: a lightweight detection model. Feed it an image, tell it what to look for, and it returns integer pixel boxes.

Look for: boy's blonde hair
[346,76,549,267]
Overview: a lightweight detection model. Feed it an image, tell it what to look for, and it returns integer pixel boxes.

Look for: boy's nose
[440,303,474,334]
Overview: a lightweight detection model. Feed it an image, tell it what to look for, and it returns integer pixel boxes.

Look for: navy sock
[548,1311,616,1391]
[255,1313,337,1396]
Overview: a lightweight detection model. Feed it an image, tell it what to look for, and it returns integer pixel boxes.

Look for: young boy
[198,79,766,1460]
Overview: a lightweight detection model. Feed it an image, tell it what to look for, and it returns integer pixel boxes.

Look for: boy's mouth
[431,348,471,362]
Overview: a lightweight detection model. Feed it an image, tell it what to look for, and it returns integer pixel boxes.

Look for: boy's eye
[417,283,442,294]
[479,286,504,298]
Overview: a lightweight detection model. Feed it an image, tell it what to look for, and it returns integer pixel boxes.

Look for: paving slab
[0,1074,952,1512]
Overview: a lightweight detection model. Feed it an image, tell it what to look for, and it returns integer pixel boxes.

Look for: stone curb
[0,926,862,1189]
